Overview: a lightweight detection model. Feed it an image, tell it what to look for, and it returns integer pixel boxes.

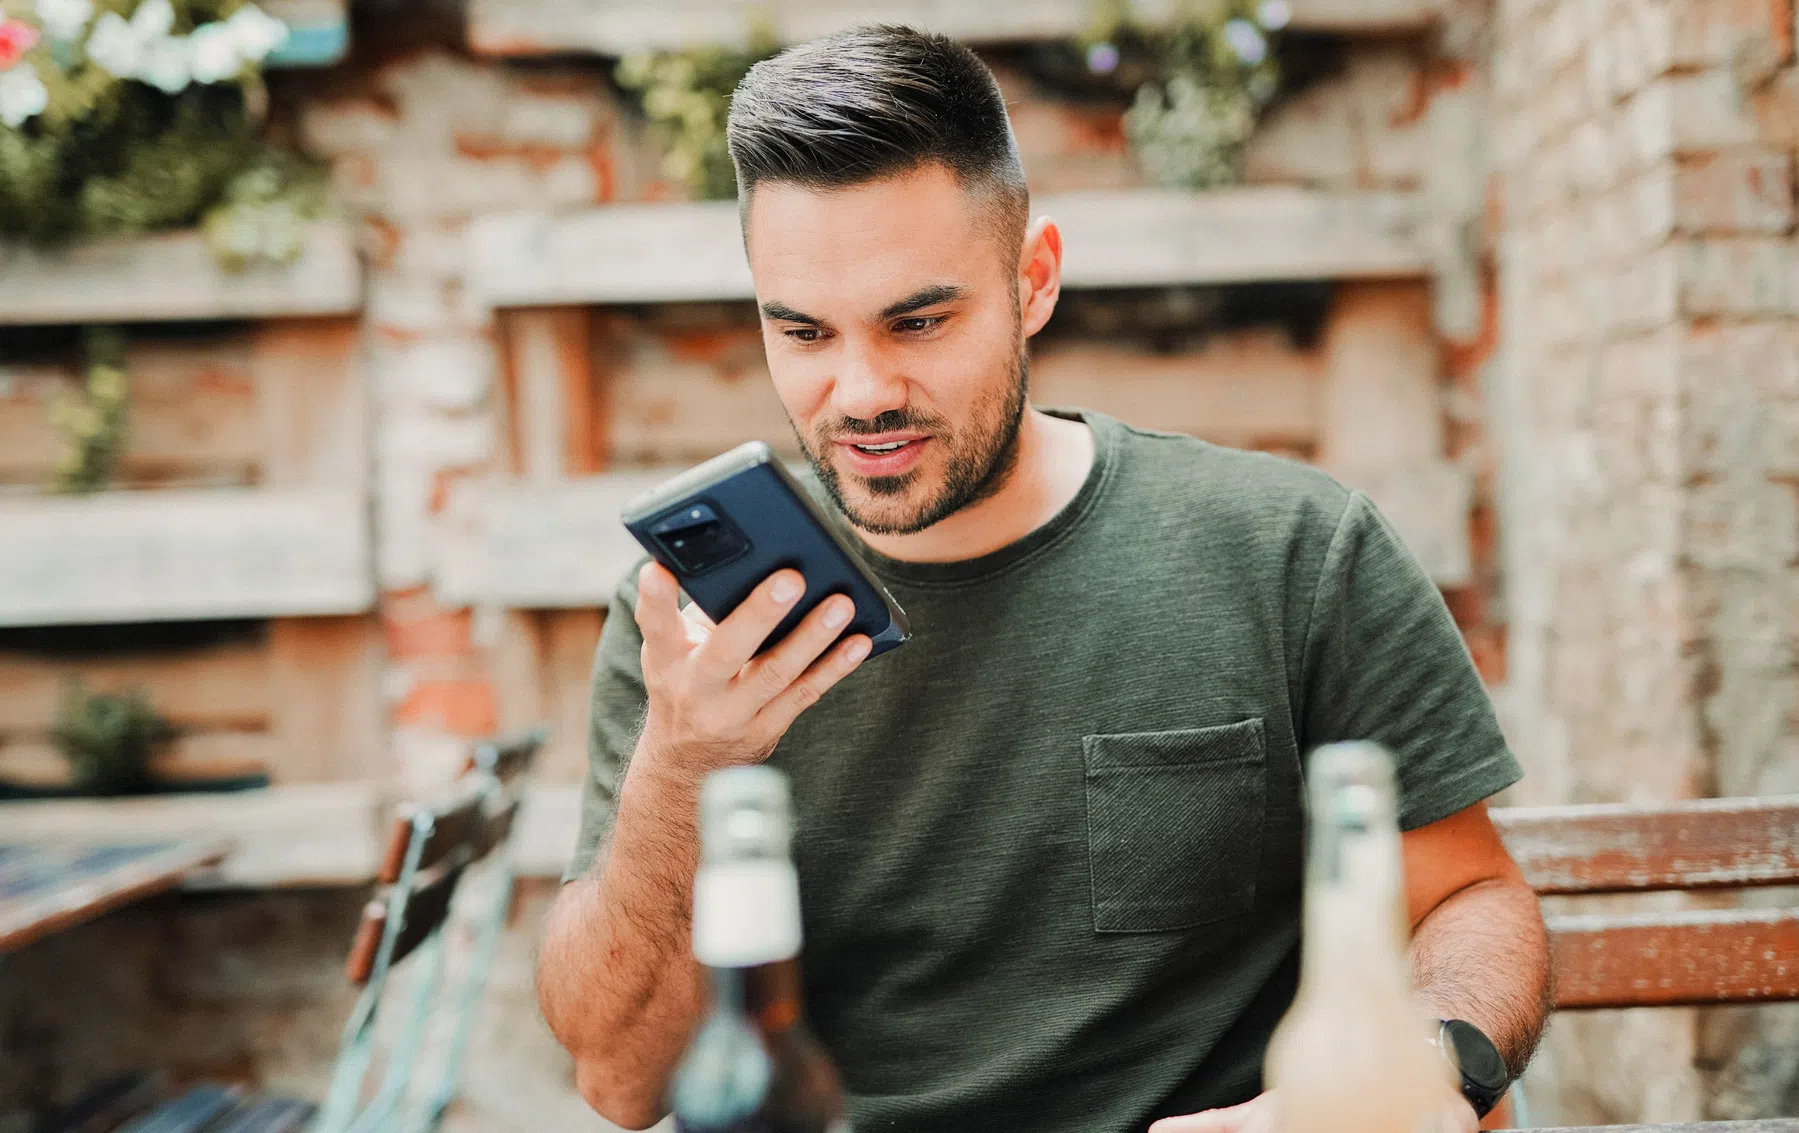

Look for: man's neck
[858,408,1096,564]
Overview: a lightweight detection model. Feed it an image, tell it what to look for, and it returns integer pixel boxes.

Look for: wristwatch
[1435,1018,1510,1119]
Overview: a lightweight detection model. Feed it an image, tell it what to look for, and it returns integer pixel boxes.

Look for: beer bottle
[670,766,850,1133]
[1263,742,1460,1133]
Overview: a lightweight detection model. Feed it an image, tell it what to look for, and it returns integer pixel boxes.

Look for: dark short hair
[726,24,1030,260]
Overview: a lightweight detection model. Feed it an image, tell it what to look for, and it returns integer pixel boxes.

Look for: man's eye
[785,327,823,343]
[895,316,943,334]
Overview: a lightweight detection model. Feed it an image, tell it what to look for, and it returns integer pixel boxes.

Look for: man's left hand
[1147,1090,1480,1133]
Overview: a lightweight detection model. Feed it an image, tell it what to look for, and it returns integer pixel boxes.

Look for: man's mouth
[834,433,931,476]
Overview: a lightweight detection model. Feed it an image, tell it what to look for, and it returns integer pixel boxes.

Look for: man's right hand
[632,560,871,780]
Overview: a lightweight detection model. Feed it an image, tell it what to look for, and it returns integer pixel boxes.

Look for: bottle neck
[711,958,806,1035]
[1300,796,1410,988]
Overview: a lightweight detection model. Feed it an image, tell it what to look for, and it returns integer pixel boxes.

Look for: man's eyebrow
[759,300,820,325]
[878,284,967,320]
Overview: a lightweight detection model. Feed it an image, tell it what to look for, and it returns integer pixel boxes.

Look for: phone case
[621,442,911,659]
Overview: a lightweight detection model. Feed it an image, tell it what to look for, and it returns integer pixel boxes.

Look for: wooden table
[0,839,229,953]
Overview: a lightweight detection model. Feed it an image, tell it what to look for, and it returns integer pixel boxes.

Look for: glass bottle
[1264,742,1460,1133]
[670,766,849,1133]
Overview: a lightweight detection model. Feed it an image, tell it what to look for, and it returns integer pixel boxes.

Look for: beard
[798,349,1030,537]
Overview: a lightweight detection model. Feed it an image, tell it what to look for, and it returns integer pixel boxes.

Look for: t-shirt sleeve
[1299,490,1522,830]
[563,565,650,882]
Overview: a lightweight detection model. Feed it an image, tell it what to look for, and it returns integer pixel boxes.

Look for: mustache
[820,408,947,439]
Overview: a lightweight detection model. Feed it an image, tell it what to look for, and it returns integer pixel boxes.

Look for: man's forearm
[1409,875,1551,1074]
[537,754,708,1128]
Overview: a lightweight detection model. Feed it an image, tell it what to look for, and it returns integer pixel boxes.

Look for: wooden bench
[1494,795,1799,1010]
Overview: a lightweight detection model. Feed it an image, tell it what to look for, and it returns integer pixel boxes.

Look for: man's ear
[1018,214,1063,338]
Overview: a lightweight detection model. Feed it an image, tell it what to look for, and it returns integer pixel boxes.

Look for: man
[538,24,1549,1133]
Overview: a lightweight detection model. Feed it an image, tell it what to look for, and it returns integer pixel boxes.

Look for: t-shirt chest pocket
[1081,718,1268,933]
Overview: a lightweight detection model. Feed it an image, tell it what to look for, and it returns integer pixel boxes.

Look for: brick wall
[1491,0,1799,1120]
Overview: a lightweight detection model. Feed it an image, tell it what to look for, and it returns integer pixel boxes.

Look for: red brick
[395,678,497,737]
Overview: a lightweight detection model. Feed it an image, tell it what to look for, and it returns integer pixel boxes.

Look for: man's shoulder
[1103,416,1355,543]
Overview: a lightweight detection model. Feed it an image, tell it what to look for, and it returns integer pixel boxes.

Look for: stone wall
[1490,0,1799,1121]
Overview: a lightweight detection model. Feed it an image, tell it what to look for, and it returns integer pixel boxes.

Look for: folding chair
[32,728,547,1133]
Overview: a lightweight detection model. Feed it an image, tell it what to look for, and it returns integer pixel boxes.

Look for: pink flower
[0,19,40,69]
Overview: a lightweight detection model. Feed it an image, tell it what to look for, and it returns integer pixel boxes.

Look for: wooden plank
[435,473,667,609]
[0,732,276,787]
[0,342,261,486]
[0,783,386,887]
[1548,907,1799,1009]
[263,0,349,68]
[0,639,272,734]
[501,309,597,483]
[1031,333,1323,451]
[468,0,1439,57]
[267,617,384,783]
[467,190,1429,310]
[0,223,362,326]
[0,838,229,953]
[0,487,374,627]
[1318,280,1470,586]
[253,318,368,490]
[1495,796,1799,895]
[541,609,604,783]
[511,783,583,879]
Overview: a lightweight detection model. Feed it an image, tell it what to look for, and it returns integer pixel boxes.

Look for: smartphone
[621,442,910,659]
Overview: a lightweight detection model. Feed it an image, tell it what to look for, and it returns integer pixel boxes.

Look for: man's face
[744,163,1028,536]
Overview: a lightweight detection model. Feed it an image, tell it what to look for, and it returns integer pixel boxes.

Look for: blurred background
[1,0,1795,1129]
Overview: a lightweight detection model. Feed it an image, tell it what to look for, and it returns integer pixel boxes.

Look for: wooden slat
[467,190,1429,310]
[253,318,368,490]
[499,309,598,482]
[510,783,583,880]
[0,838,229,953]
[0,732,276,787]
[435,472,667,609]
[377,788,487,884]
[347,861,466,983]
[1031,335,1322,451]
[539,611,602,782]
[0,639,272,734]
[0,223,361,326]
[267,616,384,783]
[0,487,373,627]
[1495,796,1799,895]
[468,0,1439,57]
[0,355,261,486]
[1548,907,1799,1010]
[0,783,385,887]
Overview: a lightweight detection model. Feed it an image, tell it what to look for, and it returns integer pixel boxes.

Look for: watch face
[1443,1019,1509,1090]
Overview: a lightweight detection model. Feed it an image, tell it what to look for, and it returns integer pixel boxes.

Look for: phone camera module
[649,502,751,576]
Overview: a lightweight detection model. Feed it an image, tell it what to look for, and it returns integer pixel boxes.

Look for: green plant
[52,678,174,795]
[0,0,330,263]
[49,324,129,493]
[1082,0,1288,189]
[613,26,780,200]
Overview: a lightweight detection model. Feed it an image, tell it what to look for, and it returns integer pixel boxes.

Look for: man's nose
[830,342,909,423]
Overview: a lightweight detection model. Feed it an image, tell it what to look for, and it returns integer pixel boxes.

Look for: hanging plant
[0,0,330,265]
[613,26,780,200]
[50,324,129,493]
[1080,0,1290,189]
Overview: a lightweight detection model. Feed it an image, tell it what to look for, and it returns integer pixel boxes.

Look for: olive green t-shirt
[567,409,1522,1133]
